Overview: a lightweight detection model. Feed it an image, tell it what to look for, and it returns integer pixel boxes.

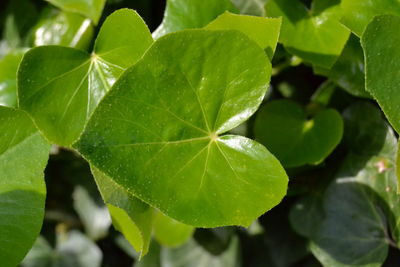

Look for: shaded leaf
[153,212,195,247]
[254,99,343,167]
[45,0,106,24]
[75,29,288,227]
[231,0,267,16]
[0,106,50,267]
[18,9,153,146]
[362,15,400,133]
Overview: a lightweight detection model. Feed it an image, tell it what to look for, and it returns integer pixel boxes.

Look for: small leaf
[254,99,343,167]
[341,0,400,36]
[362,15,400,133]
[265,0,350,68]
[161,237,240,267]
[0,49,26,107]
[205,12,281,60]
[75,29,288,227]
[328,34,371,98]
[0,106,50,267]
[44,0,106,24]
[92,167,153,257]
[153,212,194,247]
[18,9,153,146]
[153,0,237,38]
[33,10,94,49]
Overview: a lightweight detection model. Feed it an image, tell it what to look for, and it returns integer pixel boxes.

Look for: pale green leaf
[231,0,267,16]
[75,29,288,227]
[205,12,281,60]
[153,212,194,247]
[18,9,153,146]
[0,106,50,267]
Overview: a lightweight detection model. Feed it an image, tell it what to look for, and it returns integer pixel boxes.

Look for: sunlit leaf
[45,0,106,24]
[75,29,288,227]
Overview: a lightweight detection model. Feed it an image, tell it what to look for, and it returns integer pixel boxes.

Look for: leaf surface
[0,49,25,107]
[75,29,288,227]
[231,0,267,16]
[0,106,50,267]
[265,0,350,68]
[153,0,236,38]
[341,0,400,36]
[18,9,153,146]
[45,0,106,24]
[206,12,281,60]
[33,10,94,49]
[254,99,343,167]
[362,15,400,133]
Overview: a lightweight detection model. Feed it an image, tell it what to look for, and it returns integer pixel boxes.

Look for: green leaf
[0,106,50,267]
[18,9,153,146]
[153,212,194,247]
[72,186,111,240]
[362,15,400,133]
[265,0,350,68]
[341,0,400,36]
[231,0,267,16]
[153,0,237,38]
[75,29,288,227]
[205,12,281,60]
[0,49,26,107]
[328,34,371,98]
[92,167,153,257]
[44,0,106,24]
[161,237,240,267]
[33,10,94,50]
[254,99,343,167]
[310,102,399,267]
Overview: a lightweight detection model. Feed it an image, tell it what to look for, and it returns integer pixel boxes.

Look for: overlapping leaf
[265,0,350,68]
[231,0,267,16]
[18,9,153,146]
[0,106,50,267]
[153,0,236,38]
[254,99,343,167]
[362,15,400,133]
[205,12,281,60]
[33,10,94,49]
[45,0,106,24]
[91,167,153,257]
[75,29,288,227]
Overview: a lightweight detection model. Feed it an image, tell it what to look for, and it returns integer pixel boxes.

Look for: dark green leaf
[0,106,50,267]
[18,9,153,146]
[254,99,343,167]
[75,29,288,227]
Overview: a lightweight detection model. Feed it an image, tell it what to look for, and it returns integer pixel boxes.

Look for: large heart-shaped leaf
[33,10,94,49]
[205,12,281,60]
[0,106,50,267]
[44,0,106,24]
[341,0,400,36]
[362,15,400,133]
[153,0,236,38]
[265,0,350,68]
[0,49,26,107]
[91,167,153,257]
[18,9,153,146]
[75,29,288,227]
[254,99,343,167]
